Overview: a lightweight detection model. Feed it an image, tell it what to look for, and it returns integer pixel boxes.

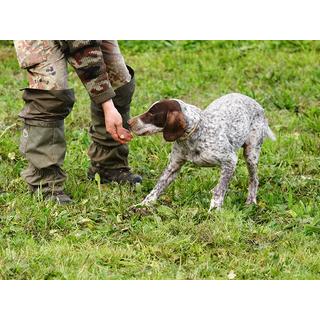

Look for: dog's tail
[265,125,276,141]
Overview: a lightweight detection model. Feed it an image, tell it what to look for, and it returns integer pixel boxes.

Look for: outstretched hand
[102,99,133,144]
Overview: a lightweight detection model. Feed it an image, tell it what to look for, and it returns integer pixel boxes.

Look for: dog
[128,93,275,210]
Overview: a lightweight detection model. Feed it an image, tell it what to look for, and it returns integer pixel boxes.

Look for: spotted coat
[129,93,276,210]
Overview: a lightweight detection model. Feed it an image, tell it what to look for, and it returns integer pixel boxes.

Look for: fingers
[107,124,133,144]
[108,126,125,144]
[117,127,133,142]
[103,106,133,144]
[110,129,123,144]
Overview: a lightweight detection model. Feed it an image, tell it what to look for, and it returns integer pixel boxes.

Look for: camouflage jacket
[58,40,115,104]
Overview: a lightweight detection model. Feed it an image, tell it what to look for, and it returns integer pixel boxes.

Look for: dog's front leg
[141,157,186,206]
[209,157,237,211]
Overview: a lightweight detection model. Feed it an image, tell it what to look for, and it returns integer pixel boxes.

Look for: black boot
[88,166,142,185]
[43,190,73,205]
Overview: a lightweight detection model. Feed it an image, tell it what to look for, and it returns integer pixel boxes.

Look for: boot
[25,165,72,204]
[88,166,142,185]
[42,190,72,205]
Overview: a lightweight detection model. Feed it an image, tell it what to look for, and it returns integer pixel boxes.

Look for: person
[14,40,142,204]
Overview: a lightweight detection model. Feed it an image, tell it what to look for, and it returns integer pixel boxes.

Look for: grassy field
[0,40,319,279]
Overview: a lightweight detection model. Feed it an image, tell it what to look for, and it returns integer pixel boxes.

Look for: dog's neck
[176,101,202,139]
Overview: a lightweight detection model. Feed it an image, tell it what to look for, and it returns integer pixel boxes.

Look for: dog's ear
[163,109,186,141]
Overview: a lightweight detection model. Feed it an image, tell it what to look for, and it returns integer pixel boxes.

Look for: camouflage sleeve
[62,40,115,104]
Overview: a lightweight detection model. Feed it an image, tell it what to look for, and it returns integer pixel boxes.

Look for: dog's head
[128,99,187,141]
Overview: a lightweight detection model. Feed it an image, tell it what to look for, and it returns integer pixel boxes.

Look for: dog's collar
[179,118,201,140]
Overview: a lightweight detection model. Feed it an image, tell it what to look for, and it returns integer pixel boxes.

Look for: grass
[0,40,319,279]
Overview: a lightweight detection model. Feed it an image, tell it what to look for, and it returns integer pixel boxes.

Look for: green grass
[0,40,319,279]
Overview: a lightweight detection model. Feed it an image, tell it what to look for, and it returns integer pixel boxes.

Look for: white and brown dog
[128,93,275,210]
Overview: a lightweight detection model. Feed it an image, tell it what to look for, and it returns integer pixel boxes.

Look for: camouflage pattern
[14,40,68,90]
[14,40,131,103]
[15,40,134,192]
[65,41,115,103]
[66,40,131,102]
[100,41,131,90]
[14,40,49,69]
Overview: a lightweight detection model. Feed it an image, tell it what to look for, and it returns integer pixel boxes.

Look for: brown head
[127,99,187,141]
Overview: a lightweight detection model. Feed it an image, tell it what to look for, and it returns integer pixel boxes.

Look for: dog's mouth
[129,122,164,136]
[139,132,147,136]
[131,126,160,136]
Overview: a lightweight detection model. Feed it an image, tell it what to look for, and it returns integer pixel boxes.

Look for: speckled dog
[128,93,275,210]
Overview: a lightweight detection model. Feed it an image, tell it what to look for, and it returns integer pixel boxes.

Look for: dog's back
[203,93,274,149]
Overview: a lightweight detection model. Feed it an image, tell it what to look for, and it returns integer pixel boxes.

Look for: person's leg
[88,40,141,184]
[14,41,75,203]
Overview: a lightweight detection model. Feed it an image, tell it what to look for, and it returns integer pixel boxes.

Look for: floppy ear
[163,110,186,141]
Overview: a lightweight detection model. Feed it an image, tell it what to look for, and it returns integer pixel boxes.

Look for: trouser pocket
[14,40,49,69]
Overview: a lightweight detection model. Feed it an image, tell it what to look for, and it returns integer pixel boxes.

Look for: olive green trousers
[19,68,135,192]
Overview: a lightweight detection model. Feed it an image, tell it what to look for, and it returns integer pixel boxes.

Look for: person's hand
[102,99,133,144]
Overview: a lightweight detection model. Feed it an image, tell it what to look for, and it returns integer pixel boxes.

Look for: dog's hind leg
[243,131,263,205]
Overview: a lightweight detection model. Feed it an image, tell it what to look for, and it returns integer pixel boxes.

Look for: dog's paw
[208,190,225,212]
[245,196,257,205]
[127,202,154,216]
[208,197,223,212]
